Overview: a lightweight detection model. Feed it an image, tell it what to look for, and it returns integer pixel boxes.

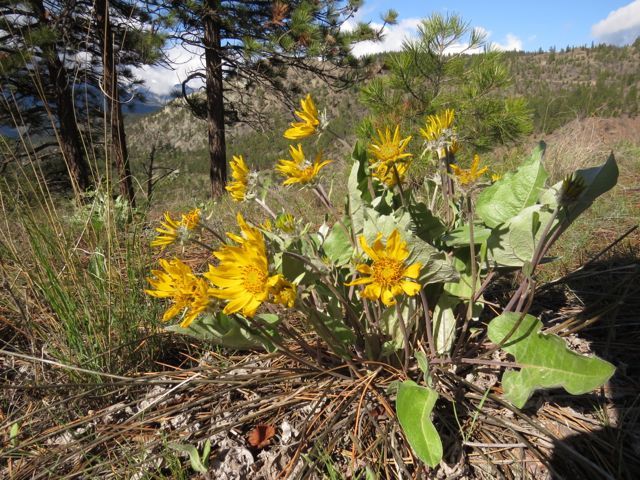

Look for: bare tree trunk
[204,0,226,197]
[96,0,135,206]
[33,0,91,193]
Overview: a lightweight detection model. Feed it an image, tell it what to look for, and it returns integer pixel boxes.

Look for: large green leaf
[476,143,548,227]
[487,313,615,408]
[380,301,416,355]
[322,221,353,266]
[442,223,492,247]
[409,202,447,243]
[540,153,618,224]
[487,204,556,267]
[443,250,481,299]
[362,209,411,242]
[432,293,459,355]
[396,380,442,468]
[166,312,279,351]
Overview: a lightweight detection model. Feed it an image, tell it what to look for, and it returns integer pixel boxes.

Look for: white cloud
[350,18,421,57]
[350,21,522,57]
[133,43,204,99]
[492,33,523,51]
[592,0,640,45]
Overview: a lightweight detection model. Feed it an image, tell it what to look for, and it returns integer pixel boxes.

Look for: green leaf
[476,143,548,227]
[362,209,411,242]
[380,301,414,355]
[302,284,355,357]
[487,313,616,408]
[282,246,320,286]
[201,439,211,464]
[487,204,556,268]
[9,423,19,447]
[442,223,492,247]
[166,312,277,351]
[432,293,459,355]
[322,222,353,266]
[347,142,371,235]
[396,381,442,468]
[443,250,481,300]
[409,202,447,243]
[541,153,619,224]
[168,443,208,473]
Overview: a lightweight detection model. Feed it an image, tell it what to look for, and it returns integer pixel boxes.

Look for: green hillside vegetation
[505,40,640,131]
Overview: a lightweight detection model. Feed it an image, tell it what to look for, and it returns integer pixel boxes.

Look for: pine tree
[163,0,375,197]
[360,13,533,152]
[0,1,164,201]
[1,0,92,192]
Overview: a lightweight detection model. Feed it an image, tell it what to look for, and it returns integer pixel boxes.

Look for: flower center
[372,258,403,285]
[243,265,267,294]
[300,165,315,182]
[378,144,398,161]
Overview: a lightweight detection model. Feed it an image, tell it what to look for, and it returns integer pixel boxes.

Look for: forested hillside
[126,42,640,173]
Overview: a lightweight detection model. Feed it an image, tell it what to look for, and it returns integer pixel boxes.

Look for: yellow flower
[372,159,410,187]
[284,94,320,139]
[260,218,273,231]
[346,230,422,306]
[151,209,201,250]
[226,155,250,202]
[450,154,488,185]
[420,109,455,143]
[145,258,210,328]
[276,144,332,185]
[205,213,293,317]
[368,126,412,167]
[449,139,460,155]
[269,274,297,308]
[491,173,502,182]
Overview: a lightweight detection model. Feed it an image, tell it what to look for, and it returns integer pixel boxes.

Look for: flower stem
[254,197,277,220]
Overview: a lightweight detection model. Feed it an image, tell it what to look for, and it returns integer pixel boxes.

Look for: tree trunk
[34,0,91,193]
[47,56,92,193]
[204,0,226,197]
[96,0,135,206]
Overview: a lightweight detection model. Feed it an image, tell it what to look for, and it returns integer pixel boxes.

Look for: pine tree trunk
[48,56,92,193]
[96,0,135,206]
[204,0,227,198]
[34,0,91,193]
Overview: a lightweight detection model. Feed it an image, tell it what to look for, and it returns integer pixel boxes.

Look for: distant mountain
[125,84,200,116]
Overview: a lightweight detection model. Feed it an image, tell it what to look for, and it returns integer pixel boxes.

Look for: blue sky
[349,1,640,54]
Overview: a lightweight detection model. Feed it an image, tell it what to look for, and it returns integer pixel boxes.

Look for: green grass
[0,178,168,379]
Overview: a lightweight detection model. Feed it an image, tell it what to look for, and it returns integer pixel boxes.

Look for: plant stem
[395,302,411,373]
[200,223,226,244]
[452,194,478,361]
[419,289,437,358]
[392,164,408,208]
[505,205,560,312]
[254,197,277,220]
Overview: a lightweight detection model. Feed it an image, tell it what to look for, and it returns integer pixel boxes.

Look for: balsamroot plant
[146,94,617,468]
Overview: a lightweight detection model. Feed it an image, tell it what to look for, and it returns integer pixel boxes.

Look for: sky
[137,1,640,98]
